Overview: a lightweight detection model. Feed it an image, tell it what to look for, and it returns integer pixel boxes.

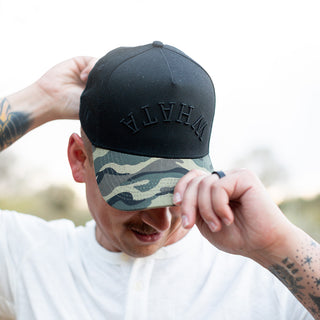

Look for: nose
[140,207,172,232]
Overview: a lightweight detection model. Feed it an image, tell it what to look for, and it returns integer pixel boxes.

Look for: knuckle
[181,201,197,216]
[239,168,258,180]
[187,175,206,188]
[198,176,213,190]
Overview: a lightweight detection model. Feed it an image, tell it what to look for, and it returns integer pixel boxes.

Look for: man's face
[85,163,187,258]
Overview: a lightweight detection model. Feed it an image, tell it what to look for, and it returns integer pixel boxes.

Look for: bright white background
[1,0,320,202]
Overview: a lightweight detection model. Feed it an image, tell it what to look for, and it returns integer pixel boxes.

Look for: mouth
[130,228,162,243]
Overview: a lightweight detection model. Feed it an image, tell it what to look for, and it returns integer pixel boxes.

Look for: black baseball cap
[80,41,215,211]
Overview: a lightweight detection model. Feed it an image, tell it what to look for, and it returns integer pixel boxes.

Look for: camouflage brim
[93,146,213,211]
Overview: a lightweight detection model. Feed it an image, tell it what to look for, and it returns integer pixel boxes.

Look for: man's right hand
[35,56,97,120]
[0,56,97,151]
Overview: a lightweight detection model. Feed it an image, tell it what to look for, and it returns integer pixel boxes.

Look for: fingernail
[173,192,182,205]
[223,218,232,226]
[182,215,189,228]
[208,222,218,232]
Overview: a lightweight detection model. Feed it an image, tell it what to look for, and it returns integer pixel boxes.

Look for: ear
[67,133,88,183]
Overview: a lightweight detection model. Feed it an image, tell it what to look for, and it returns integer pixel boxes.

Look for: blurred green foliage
[280,195,320,242]
[0,185,91,226]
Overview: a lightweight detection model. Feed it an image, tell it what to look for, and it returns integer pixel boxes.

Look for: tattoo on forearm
[269,240,320,317]
[0,98,31,150]
[269,258,305,299]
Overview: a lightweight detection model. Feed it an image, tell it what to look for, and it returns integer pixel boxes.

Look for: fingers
[198,175,234,232]
[173,169,208,228]
[79,57,98,83]
[69,56,98,83]
[173,169,207,205]
[174,169,237,232]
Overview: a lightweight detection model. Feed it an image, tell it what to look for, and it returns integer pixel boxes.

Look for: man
[0,41,319,319]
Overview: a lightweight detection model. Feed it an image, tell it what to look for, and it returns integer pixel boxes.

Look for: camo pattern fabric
[93,147,213,211]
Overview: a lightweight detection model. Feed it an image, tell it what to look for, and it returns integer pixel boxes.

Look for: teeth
[132,229,156,235]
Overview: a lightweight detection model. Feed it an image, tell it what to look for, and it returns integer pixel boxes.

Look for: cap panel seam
[164,47,215,88]
[160,48,174,84]
[105,47,154,90]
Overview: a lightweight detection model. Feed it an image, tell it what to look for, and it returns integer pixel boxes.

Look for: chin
[123,245,162,258]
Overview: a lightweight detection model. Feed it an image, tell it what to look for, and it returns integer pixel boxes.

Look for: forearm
[0,83,56,151]
[257,226,320,318]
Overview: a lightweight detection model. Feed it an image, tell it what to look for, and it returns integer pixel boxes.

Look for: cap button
[152,41,164,48]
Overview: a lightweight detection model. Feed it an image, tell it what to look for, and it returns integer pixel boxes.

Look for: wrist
[250,221,301,268]
[7,82,59,129]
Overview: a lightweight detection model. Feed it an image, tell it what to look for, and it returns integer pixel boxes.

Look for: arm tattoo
[0,98,31,151]
[269,240,320,317]
[269,257,305,299]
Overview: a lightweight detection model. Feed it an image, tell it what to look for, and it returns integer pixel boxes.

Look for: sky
[1,0,320,202]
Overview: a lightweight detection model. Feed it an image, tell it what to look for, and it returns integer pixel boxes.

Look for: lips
[133,231,162,242]
[130,227,162,243]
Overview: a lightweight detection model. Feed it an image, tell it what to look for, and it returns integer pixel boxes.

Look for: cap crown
[80,41,215,158]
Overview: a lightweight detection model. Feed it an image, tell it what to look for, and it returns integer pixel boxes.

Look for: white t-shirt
[0,210,313,320]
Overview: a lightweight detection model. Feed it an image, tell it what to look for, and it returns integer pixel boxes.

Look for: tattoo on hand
[0,98,31,150]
